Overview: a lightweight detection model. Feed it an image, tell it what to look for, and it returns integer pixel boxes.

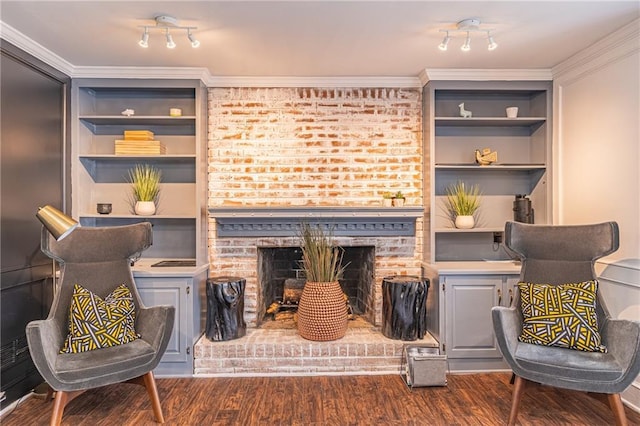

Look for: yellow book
[115,140,164,146]
[123,130,154,140]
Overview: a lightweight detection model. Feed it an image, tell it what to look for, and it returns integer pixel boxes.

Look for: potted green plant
[444,181,481,229]
[127,164,161,215]
[382,191,394,207]
[392,191,406,207]
[296,223,349,341]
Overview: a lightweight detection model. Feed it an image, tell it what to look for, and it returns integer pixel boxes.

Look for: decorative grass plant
[128,164,161,204]
[299,223,348,283]
[444,181,481,220]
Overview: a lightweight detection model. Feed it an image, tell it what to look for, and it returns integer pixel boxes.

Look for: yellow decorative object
[475,148,498,165]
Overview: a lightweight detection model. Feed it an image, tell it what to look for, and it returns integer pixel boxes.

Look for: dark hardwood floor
[2,373,639,425]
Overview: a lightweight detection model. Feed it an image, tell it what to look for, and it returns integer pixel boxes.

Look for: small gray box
[403,345,448,388]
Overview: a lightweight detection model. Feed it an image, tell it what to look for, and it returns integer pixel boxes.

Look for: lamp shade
[36,205,79,241]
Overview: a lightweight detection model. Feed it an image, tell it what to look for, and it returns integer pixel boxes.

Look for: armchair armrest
[25,319,65,387]
[601,318,640,387]
[136,305,176,353]
[492,306,522,368]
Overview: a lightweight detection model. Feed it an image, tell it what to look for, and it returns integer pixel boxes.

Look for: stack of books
[115,130,166,155]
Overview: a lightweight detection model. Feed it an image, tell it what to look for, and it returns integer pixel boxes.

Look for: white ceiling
[1,1,639,78]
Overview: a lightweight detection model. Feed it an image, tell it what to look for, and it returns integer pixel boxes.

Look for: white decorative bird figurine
[458,103,472,118]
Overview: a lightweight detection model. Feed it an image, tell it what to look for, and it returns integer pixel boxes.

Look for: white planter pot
[455,215,475,229]
[134,201,156,216]
[382,198,393,207]
[392,198,405,207]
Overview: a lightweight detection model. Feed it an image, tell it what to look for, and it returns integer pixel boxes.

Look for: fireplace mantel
[209,206,424,237]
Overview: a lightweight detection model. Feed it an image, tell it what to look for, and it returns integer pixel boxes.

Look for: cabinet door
[444,275,502,359]
[135,278,190,364]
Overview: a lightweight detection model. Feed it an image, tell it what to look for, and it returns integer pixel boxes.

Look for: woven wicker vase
[297,281,348,341]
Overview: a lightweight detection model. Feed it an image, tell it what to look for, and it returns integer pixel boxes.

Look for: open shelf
[435,117,546,127]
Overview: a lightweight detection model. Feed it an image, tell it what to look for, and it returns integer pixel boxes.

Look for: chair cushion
[56,339,156,383]
[518,280,605,352]
[61,283,139,353]
[514,342,623,382]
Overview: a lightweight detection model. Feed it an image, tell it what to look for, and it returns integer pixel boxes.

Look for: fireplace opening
[257,246,375,327]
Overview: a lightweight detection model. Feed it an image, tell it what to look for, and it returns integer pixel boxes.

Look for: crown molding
[72,66,212,81]
[0,21,75,75]
[205,75,422,88]
[552,18,639,84]
[419,68,552,85]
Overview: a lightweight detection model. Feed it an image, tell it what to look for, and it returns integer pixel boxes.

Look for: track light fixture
[438,19,497,52]
[138,15,199,49]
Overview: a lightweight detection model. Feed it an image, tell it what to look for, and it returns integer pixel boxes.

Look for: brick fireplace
[196,86,429,376]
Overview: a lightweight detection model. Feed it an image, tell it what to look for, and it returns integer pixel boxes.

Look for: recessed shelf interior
[429,83,551,265]
[79,216,197,259]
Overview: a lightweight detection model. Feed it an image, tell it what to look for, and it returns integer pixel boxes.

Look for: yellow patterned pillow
[60,283,139,353]
[518,280,606,353]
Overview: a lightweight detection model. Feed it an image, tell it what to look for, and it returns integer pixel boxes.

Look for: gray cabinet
[443,274,517,361]
[134,265,207,377]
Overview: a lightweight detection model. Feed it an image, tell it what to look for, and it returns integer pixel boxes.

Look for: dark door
[0,41,69,408]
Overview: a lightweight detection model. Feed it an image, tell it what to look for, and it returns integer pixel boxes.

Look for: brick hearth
[194,326,438,376]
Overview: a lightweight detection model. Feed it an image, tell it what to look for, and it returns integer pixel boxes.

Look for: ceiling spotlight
[138,28,149,48]
[487,33,498,51]
[461,32,471,52]
[188,29,200,48]
[436,18,497,52]
[438,32,450,51]
[165,30,176,49]
[137,15,199,50]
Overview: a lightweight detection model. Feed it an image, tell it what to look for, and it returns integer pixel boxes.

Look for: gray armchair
[26,223,175,425]
[492,221,640,426]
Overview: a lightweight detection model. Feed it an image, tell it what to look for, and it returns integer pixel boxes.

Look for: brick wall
[207,87,425,326]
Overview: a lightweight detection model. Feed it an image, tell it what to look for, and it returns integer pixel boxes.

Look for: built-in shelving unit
[423,81,553,371]
[424,81,553,263]
[71,79,209,376]
[71,79,208,263]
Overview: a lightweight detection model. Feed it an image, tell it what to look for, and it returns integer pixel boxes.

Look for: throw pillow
[518,280,606,353]
[60,283,139,353]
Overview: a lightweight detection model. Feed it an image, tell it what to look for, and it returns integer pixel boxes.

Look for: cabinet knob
[497,288,502,305]
[509,288,514,306]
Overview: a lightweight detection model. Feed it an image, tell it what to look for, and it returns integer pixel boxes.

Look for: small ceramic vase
[134,201,156,216]
[455,215,475,229]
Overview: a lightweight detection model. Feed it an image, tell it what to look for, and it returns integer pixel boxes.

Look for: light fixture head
[487,33,498,51]
[165,30,176,49]
[438,32,450,51]
[188,29,200,48]
[36,205,79,241]
[461,32,471,52]
[138,28,149,48]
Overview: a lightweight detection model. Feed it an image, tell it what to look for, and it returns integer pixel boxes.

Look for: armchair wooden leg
[608,393,628,426]
[142,371,165,424]
[50,390,85,426]
[508,375,527,426]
